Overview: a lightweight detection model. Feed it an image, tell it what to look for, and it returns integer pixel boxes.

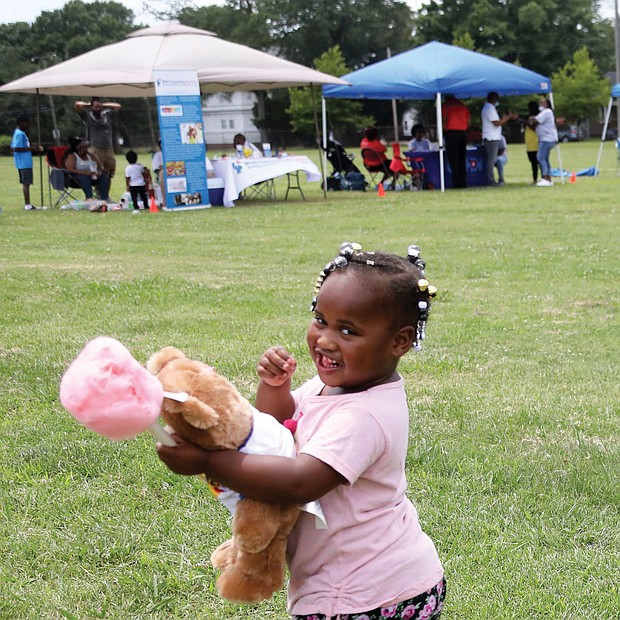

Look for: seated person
[360,126,392,183]
[233,133,261,158]
[408,124,431,151]
[63,137,110,202]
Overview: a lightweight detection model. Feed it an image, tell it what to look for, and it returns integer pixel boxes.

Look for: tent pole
[321,96,328,195]
[595,96,613,176]
[36,89,44,207]
[549,92,564,184]
[386,48,399,142]
[435,92,445,192]
[311,85,327,199]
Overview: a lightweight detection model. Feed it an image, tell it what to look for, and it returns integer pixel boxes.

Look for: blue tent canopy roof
[323,41,551,100]
[611,83,620,98]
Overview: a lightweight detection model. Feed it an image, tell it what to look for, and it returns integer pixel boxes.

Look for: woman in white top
[530,98,558,187]
[64,138,110,200]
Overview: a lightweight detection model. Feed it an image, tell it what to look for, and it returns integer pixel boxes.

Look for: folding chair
[361,147,392,188]
[403,148,427,191]
[45,147,82,208]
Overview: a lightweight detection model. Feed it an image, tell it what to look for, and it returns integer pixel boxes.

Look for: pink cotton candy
[60,336,164,440]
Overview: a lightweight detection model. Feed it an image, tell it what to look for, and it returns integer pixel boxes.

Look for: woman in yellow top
[525,101,541,185]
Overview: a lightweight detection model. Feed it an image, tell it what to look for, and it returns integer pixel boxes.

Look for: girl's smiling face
[307,269,414,394]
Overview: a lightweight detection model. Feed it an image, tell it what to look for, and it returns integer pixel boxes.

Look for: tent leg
[435,92,445,192]
[36,89,44,206]
[311,85,327,199]
[321,97,328,196]
[595,96,613,177]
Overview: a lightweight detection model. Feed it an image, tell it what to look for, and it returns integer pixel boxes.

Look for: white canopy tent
[0,22,347,97]
[594,83,620,176]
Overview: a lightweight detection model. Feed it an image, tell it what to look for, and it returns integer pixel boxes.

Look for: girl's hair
[311,243,437,349]
[411,123,426,137]
[126,150,138,164]
[541,98,553,112]
[364,126,379,141]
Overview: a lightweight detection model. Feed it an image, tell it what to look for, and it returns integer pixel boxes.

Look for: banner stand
[154,70,210,210]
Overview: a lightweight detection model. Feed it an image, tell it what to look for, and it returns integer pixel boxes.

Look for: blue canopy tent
[322,41,554,190]
[594,83,620,176]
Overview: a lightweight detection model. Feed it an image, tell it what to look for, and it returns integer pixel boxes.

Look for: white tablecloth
[211,156,321,207]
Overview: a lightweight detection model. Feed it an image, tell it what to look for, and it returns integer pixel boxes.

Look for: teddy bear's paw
[211,539,237,570]
[216,570,281,603]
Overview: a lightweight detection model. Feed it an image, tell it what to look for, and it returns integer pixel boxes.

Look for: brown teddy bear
[146,346,324,603]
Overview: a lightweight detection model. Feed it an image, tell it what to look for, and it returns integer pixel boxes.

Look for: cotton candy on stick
[60,336,177,446]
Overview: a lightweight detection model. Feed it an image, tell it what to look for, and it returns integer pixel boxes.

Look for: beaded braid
[310,242,437,349]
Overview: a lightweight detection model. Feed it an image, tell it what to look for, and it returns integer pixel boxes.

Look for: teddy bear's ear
[146,347,186,375]
[182,396,220,430]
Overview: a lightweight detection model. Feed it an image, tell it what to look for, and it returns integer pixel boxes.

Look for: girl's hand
[257,346,297,387]
[156,435,210,476]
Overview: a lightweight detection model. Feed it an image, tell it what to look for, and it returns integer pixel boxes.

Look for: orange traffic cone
[149,193,159,212]
[378,182,386,197]
[569,171,576,184]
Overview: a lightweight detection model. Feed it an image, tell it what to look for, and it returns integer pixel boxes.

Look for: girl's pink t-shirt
[286,376,444,616]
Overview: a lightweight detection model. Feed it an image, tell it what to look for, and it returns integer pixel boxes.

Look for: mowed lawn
[0,140,618,619]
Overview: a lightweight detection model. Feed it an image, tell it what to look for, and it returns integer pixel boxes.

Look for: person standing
[524,101,541,185]
[157,243,445,620]
[530,98,558,187]
[442,94,471,188]
[481,92,517,186]
[11,115,46,210]
[74,97,121,179]
[125,150,149,210]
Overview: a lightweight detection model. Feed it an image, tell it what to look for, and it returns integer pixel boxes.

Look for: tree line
[0,0,613,147]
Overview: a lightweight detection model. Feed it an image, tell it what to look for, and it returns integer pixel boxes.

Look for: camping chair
[400,146,427,191]
[45,146,82,208]
[389,142,423,190]
[361,147,392,188]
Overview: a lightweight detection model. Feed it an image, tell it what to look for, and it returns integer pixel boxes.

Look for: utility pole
[615,0,620,133]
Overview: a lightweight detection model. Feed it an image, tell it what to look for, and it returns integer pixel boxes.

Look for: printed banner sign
[154,70,210,210]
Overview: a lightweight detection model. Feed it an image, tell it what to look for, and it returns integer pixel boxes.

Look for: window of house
[229,120,235,129]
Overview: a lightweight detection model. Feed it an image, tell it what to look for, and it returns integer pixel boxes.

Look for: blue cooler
[208,178,225,206]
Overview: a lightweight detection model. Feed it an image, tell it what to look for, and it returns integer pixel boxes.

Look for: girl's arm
[255,346,297,422]
[156,436,345,504]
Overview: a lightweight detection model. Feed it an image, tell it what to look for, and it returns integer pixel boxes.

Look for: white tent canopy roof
[0,22,347,97]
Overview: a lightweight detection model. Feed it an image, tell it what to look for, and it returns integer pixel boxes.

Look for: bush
[0,134,13,156]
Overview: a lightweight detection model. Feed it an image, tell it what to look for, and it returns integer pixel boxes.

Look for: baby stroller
[325,140,362,175]
[324,140,367,191]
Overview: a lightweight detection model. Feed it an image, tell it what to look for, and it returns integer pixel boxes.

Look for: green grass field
[1,141,618,619]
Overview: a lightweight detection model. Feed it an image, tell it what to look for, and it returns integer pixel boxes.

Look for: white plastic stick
[147,422,176,446]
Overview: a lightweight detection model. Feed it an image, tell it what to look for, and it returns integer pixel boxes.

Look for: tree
[413,0,613,77]
[177,3,272,50]
[551,48,609,123]
[287,46,373,139]
[262,0,415,69]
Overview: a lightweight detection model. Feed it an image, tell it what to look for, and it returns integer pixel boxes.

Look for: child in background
[157,242,445,619]
[11,115,46,210]
[125,151,149,210]
[524,101,541,185]
[408,124,431,152]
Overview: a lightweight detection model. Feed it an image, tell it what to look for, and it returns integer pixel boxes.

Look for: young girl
[156,242,445,619]
[125,150,149,210]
